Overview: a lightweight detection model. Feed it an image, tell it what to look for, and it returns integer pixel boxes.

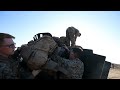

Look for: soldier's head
[69,47,83,60]
[71,26,81,37]
[0,33,16,58]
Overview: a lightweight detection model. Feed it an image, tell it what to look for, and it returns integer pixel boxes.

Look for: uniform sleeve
[0,63,18,79]
[51,55,84,79]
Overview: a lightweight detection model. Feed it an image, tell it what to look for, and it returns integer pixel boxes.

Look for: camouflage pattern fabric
[0,55,19,79]
[20,36,58,70]
[66,27,81,47]
[33,58,70,79]
[51,55,84,79]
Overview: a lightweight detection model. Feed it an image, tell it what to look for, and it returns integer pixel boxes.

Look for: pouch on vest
[20,35,58,70]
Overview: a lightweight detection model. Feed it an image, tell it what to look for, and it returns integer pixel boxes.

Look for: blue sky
[0,11,120,64]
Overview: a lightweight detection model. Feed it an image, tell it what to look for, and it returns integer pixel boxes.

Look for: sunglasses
[0,43,16,48]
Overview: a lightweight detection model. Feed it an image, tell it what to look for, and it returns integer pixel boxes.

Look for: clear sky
[0,11,120,64]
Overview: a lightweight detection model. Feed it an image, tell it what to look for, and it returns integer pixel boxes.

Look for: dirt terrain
[107,64,120,79]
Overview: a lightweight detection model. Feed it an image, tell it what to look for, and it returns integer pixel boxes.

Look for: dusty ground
[108,68,120,79]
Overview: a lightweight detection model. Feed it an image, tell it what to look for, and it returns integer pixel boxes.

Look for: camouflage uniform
[18,60,34,79]
[0,54,34,79]
[51,55,84,79]
[60,36,68,46]
[66,27,81,47]
[0,55,19,79]
[33,47,83,79]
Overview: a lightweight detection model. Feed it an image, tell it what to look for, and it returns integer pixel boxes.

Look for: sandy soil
[108,68,120,79]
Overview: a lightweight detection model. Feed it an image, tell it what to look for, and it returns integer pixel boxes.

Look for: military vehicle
[81,49,111,79]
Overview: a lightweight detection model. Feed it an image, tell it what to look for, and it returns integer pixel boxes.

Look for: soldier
[16,32,82,79]
[32,35,84,79]
[66,26,81,47]
[51,47,84,79]
[0,33,34,79]
[0,33,19,79]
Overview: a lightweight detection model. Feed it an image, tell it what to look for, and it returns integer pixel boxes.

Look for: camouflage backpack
[19,33,58,70]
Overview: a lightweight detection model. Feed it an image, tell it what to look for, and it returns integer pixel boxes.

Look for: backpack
[19,33,58,70]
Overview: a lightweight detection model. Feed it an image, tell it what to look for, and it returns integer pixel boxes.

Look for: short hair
[0,33,15,45]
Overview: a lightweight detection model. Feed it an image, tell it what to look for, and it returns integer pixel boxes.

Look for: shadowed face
[69,51,75,60]
[0,38,16,58]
